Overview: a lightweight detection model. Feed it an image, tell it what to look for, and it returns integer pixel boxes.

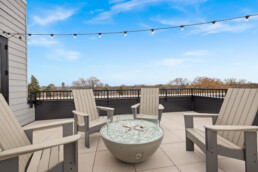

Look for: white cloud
[192,22,253,35]
[87,11,114,23]
[89,9,104,14]
[183,50,213,56]
[31,7,75,26]
[28,38,59,47]
[47,49,80,61]
[87,0,206,23]
[152,15,204,26]
[157,58,194,66]
[111,0,206,13]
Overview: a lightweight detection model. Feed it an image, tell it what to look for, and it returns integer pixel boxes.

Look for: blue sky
[27,0,258,86]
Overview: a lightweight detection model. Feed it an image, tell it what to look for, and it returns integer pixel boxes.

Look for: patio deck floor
[32,112,247,172]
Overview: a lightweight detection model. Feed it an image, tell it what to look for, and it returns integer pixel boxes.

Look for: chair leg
[206,149,218,172]
[244,131,258,172]
[85,131,90,148]
[83,116,90,148]
[186,137,194,151]
[184,116,194,151]
[0,157,18,172]
[205,128,218,172]
[64,142,78,172]
[132,108,137,119]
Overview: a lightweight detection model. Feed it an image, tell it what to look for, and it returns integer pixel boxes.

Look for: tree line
[28,75,258,93]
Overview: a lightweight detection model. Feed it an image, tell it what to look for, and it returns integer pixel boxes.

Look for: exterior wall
[0,0,35,125]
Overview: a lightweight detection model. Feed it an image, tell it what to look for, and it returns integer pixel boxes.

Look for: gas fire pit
[100,119,164,163]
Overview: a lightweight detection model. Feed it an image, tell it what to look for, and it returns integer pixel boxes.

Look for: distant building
[62,82,65,88]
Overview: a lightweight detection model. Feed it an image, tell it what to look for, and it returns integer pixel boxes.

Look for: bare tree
[224,78,237,87]
[86,76,102,89]
[168,78,189,88]
[72,78,88,88]
[238,79,247,84]
[72,77,103,89]
[224,78,247,88]
[190,77,228,89]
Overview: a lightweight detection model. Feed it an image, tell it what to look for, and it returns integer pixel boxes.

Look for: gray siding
[0,0,35,125]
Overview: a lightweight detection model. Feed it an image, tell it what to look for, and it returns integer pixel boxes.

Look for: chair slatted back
[215,89,258,147]
[0,94,31,172]
[139,88,159,116]
[73,89,99,124]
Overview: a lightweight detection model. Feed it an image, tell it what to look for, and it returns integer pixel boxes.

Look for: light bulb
[28,34,31,38]
[124,31,127,37]
[74,34,77,39]
[245,16,249,22]
[181,25,184,31]
[212,21,216,25]
[19,36,22,40]
[50,34,54,38]
[99,33,101,38]
[151,29,154,35]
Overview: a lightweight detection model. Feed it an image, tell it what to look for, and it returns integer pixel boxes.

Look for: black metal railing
[29,88,228,108]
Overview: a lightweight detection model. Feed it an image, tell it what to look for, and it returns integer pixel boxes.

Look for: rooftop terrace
[29,112,249,172]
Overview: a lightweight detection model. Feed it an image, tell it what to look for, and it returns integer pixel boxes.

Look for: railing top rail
[30,88,228,92]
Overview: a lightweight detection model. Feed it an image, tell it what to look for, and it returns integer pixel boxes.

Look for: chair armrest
[131,103,140,119]
[131,103,140,109]
[184,112,219,118]
[204,125,258,131]
[96,106,114,111]
[72,110,89,117]
[158,104,164,110]
[96,106,114,121]
[0,134,81,161]
[23,119,74,131]
[184,113,219,129]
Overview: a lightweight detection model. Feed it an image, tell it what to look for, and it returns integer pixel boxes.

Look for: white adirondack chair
[72,89,114,148]
[131,88,164,122]
[0,94,80,172]
[184,88,258,172]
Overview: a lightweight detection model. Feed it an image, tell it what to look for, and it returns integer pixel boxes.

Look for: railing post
[137,89,140,102]
[29,92,33,108]
[191,88,194,111]
[106,90,110,105]
[165,89,168,102]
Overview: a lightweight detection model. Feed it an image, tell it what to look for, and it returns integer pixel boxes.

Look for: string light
[1,14,257,39]
[245,15,250,22]
[180,25,184,31]
[151,29,154,35]
[74,34,77,39]
[19,36,22,40]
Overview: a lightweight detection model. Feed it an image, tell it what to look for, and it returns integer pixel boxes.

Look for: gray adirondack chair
[131,88,164,122]
[0,94,80,172]
[184,88,258,172]
[72,89,114,148]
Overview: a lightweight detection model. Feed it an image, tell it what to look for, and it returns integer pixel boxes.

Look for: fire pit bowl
[100,119,163,163]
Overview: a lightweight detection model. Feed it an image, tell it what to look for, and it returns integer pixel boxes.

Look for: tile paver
[135,148,174,171]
